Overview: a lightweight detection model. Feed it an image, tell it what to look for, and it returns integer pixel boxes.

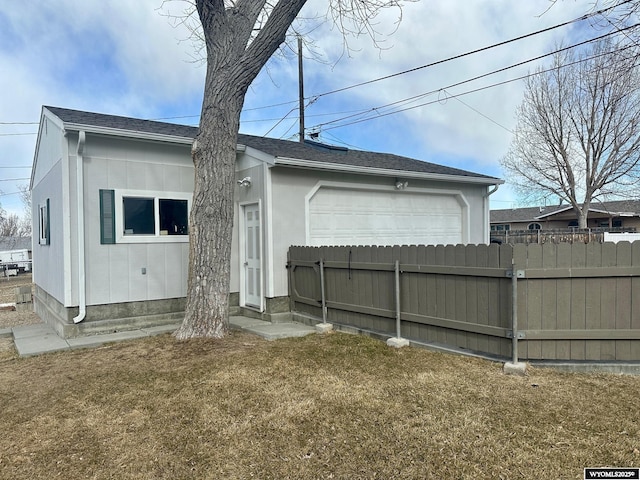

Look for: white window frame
[114,189,191,244]
[39,199,50,246]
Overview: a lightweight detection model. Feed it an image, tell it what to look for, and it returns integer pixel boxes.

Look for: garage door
[308,187,464,246]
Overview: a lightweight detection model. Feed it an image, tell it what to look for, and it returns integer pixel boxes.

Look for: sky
[0,0,613,218]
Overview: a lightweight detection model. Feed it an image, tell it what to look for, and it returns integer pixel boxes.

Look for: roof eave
[61,122,194,145]
[274,157,503,186]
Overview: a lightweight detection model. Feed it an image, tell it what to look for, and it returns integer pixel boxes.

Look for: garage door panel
[308,188,463,246]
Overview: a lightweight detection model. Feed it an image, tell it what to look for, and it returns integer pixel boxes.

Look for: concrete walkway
[1,316,317,357]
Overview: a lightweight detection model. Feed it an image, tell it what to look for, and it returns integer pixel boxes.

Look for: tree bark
[173,96,241,340]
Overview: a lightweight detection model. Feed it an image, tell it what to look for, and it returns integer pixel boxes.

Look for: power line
[150,2,639,128]
[446,93,514,134]
[310,1,631,100]
[319,42,640,133]
[308,25,640,133]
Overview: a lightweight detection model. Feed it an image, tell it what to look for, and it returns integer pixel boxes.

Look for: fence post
[504,257,527,375]
[511,265,518,364]
[387,260,409,348]
[315,258,333,333]
[319,259,327,323]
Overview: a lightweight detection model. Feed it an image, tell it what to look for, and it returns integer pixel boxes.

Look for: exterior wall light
[237,176,252,187]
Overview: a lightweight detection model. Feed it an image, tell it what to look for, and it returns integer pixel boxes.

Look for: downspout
[73,131,86,323]
[483,184,500,244]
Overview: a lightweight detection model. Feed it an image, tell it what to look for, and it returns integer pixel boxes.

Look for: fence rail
[288,242,640,362]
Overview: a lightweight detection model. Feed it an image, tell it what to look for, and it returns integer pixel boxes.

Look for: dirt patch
[0,331,639,479]
[0,273,41,331]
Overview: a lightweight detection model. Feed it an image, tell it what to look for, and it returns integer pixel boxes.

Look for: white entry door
[243,203,262,308]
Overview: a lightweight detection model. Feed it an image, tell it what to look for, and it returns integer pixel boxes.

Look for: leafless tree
[18,185,31,236]
[501,38,640,228]
[0,211,30,237]
[169,0,413,339]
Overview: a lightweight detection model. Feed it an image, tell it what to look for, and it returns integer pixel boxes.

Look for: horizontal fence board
[402,312,510,338]
[523,329,640,340]
[524,267,640,278]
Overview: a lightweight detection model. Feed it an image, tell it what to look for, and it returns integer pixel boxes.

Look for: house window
[159,199,188,235]
[528,223,541,230]
[123,197,155,235]
[38,199,50,245]
[491,224,510,231]
[599,220,623,229]
[100,189,191,244]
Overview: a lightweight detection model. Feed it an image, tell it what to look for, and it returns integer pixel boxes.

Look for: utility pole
[298,36,305,143]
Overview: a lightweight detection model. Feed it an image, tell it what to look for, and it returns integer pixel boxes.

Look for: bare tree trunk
[577,212,588,229]
[173,0,308,339]
[174,98,240,339]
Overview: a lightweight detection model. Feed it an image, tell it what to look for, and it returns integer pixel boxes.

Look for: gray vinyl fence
[288,242,640,362]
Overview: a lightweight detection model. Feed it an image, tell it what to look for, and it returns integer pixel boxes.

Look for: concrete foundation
[34,285,185,338]
[503,362,528,376]
[315,323,333,333]
[33,286,293,339]
[387,337,410,348]
[235,295,292,323]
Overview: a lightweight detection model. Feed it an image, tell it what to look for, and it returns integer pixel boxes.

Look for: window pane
[159,199,188,235]
[123,197,155,235]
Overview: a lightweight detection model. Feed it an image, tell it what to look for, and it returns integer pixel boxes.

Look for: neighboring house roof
[0,236,31,251]
[490,200,640,223]
[42,106,502,185]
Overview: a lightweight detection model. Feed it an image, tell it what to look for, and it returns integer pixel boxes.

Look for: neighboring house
[0,236,32,273]
[31,106,502,337]
[490,201,640,233]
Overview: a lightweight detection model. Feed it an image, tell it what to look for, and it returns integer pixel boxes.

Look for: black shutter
[99,190,115,244]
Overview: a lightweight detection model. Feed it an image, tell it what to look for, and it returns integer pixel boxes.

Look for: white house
[31,106,502,337]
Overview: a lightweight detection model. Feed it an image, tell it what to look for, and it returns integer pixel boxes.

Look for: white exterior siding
[81,135,193,306]
[31,114,69,304]
[32,160,66,304]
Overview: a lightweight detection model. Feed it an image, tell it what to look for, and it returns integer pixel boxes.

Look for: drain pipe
[484,184,500,244]
[73,131,86,324]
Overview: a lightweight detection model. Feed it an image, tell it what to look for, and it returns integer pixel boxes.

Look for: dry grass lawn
[0,331,639,479]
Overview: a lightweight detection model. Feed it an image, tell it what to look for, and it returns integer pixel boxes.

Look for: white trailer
[0,249,32,273]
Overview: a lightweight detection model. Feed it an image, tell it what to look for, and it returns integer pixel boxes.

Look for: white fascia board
[274,156,504,186]
[238,144,276,165]
[535,206,574,220]
[32,108,67,190]
[61,123,194,145]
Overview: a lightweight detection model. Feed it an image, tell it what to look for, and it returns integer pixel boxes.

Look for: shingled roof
[0,236,31,252]
[44,106,500,183]
[490,200,640,223]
